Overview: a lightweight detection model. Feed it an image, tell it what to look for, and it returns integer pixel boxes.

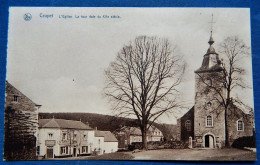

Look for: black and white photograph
[4,7,256,161]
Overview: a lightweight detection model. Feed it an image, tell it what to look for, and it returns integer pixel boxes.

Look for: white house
[37,118,95,158]
[94,130,118,154]
[93,130,105,155]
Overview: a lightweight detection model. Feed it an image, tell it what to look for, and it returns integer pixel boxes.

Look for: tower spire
[208,13,215,45]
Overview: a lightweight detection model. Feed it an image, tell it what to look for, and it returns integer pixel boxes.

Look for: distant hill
[39,112,178,140]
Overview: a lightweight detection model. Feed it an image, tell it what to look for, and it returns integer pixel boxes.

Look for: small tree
[197,36,251,147]
[104,36,185,149]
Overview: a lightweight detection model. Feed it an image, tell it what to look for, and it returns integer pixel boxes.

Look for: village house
[37,118,95,158]
[176,32,254,148]
[37,119,118,158]
[4,81,41,160]
[94,130,118,154]
[116,126,164,149]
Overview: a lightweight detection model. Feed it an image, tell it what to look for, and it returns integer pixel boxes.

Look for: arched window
[237,120,244,131]
[185,120,191,131]
[206,116,213,127]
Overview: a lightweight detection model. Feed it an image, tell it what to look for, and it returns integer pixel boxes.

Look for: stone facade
[226,104,254,145]
[4,81,41,160]
[176,107,194,141]
[194,71,226,148]
[176,33,254,149]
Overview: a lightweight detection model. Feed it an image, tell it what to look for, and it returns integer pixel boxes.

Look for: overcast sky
[7,7,253,124]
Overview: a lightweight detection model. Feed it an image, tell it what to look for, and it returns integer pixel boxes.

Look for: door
[205,135,214,148]
[73,147,77,157]
[205,135,209,147]
[209,136,214,148]
[46,148,53,158]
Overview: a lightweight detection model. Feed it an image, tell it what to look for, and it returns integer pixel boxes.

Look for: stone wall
[194,71,226,148]
[226,105,254,145]
[179,107,194,142]
[4,81,39,160]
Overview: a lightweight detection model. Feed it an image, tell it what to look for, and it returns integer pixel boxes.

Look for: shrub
[231,135,256,149]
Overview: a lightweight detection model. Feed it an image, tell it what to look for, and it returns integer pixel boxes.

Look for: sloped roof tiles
[95,130,118,142]
[39,118,92,130]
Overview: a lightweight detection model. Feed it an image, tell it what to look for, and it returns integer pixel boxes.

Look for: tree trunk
[141,127,148,150]
[224,107,230,147]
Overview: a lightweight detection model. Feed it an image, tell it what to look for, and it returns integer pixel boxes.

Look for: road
[132,148,256,161]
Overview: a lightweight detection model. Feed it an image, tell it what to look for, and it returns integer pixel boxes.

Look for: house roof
[178,106,194,119]
[5,81,41,107]
[94,130,118,142]
[39,118,92,130]
[129,127,142,136]
[102,131,118,142]
[121,126,162,136]
[95,130,104,137]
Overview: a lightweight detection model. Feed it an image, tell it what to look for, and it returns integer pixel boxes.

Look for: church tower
[193,25,226,148]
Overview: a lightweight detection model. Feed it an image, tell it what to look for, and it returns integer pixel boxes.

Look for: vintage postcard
[4,7,256,161]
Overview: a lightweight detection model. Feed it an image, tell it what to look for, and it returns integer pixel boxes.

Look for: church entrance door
[205,135,214,148]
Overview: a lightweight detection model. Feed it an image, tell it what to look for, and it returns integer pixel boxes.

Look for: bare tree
[197,36,251,147]
[104,36,185,149]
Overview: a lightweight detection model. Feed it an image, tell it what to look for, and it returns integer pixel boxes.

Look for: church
[176,30,255,148]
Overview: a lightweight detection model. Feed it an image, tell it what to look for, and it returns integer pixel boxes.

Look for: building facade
[176,107,194,142]
[4,81,41,160]
[116,126,164,149]
[38,118,94,158]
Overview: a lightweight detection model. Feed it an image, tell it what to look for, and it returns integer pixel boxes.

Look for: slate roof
[195,34,223,73]
[95,130,118,142]
[39,118,92,130]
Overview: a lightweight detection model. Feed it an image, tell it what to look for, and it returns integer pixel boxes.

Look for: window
[62,133,67,140]
[185,120,191,131]
[237,120,244,131]
[82,146,88,153]
[84,134,87,140]
[60,146,68,154]
[48,133,53,140]
[74,134,77,139]
[98,139,100,144]
[206,116,213,127]
[13,95,19,102]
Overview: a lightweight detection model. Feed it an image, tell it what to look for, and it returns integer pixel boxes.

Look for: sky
[6,7,253,124]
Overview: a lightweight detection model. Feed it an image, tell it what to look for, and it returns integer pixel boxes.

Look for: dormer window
[237,120,244,131]
[13,95,19,102]
[206,116,213,127]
